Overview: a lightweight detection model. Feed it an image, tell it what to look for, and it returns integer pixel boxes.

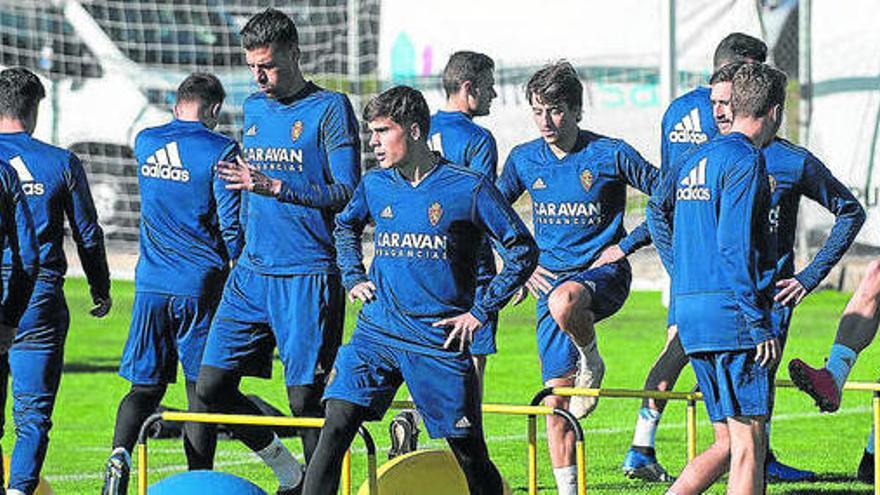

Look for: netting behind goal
[0,0,379,246]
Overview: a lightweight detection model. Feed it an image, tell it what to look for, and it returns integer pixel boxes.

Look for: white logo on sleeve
[141,141,190,182]
[676,158,711,200]
[428,133,444,154]
[9,156,44,195]
[668,108,709,145]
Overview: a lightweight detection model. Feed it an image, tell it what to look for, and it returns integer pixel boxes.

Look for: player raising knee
[496,61,659,495]
[101,73,241,495]
[302,86,538,495]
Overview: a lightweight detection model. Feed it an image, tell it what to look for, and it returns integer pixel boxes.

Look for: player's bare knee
[858,259,880,300]
[543,393,568,410]
[548,283,590,326]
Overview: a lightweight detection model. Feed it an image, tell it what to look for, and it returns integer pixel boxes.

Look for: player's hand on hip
[774,278,808,307]
[511,286,528,306]
[218,156,281,197]
[0,323,15,354]
[89,295,112,318]
[348,281,377,304]
[754,337,780,367]
[590,244,625,269]
[525,265,557,299]
[435,312,482,352]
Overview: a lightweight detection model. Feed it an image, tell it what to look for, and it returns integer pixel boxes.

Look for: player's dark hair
[526,61,583,117]
[442,51,495,97]
[240,8,299,51]
[709,61,745,85]
[363,86,431,138]
[731,63,787,118]
[0,67,45,121]
[177,73,226,123]
[713,33,767,70]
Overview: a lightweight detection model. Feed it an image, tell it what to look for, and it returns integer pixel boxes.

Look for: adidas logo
[532,177,547,190]
[380,205,394,219]
[141,141,190,182]
[454,416,472,428]
[245,124,257,136]
[9,156,44,195]
[668,108,709,145]
[676,158,710,201]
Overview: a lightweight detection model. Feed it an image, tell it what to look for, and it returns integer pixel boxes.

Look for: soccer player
[303,85,538,495]
[649,62,786,495]
[196,9,361,494]
[788,266,880,482]
[708,61,864,480]
[101,73,241,495]
[496,61,659,495]
[0,67,109,495]
[388,50,499,458]
[619,33,776,482]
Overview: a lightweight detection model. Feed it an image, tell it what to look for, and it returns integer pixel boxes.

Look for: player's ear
[409,122,421,141]
[210,102,222,119]
[461,80,474,97]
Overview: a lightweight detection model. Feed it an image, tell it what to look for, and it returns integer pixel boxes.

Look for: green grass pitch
[19,277,878,493]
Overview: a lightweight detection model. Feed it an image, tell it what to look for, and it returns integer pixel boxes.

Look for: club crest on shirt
[428,202,443,226]
[768,175,777,193]
[291,120,304,142]
[580,169,593,192]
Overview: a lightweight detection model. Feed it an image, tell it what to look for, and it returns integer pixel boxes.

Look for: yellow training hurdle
[135,412,378,495]
[390,400,586,495]
[541,379,880,495]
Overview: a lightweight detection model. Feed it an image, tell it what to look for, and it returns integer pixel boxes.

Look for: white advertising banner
[807,0,880,245]
[378,0,762,163]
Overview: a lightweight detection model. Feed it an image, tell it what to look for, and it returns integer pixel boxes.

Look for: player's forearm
[618,221,652,255]
[3,267,35,327]
[333,219,368,290]
[473,234,539,322]
[645,196,673,273]
[276,180,354,209]
[796,203,866,291]
[76,240,111,299]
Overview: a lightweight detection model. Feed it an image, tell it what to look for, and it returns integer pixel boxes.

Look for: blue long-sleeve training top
[134,119,242,297]
[649,132,776,353]
[239,82,361,275]
[335,160,538,357]
[429,110,499,285]
[0,159,38,327]
[496,130,659,272]
[626,86,720,253]
[0,132,108,297]
[764,138,865,291]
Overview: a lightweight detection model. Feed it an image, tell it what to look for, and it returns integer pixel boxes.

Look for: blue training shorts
[201,265,344,386]
[536,260,631,382]
[120,291,215,385]
[324,334,481,439]
[690,349,770,422]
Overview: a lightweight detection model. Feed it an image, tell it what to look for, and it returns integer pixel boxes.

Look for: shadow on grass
[772,473,872,494]
[63,357,120,373]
